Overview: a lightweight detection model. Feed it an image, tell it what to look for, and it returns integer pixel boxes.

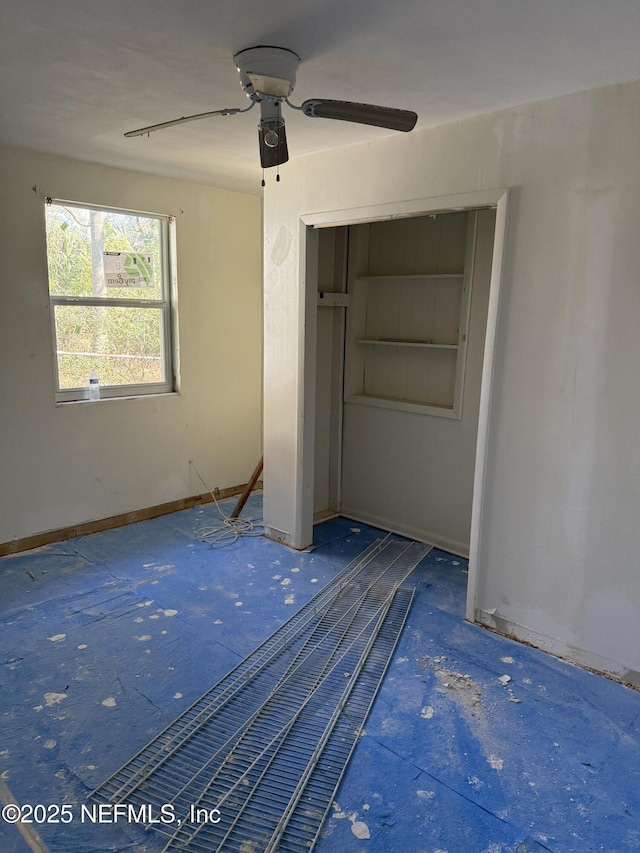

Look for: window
[45,200,176,402]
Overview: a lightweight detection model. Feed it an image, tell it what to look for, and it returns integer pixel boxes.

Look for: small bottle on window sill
[88,375,100,401]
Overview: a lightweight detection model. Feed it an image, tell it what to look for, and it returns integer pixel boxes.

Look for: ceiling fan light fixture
[263,124,282,148]
[258,119,288,168]
[257,99,288,166]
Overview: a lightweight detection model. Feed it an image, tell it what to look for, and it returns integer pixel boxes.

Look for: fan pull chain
[260,167,283,187]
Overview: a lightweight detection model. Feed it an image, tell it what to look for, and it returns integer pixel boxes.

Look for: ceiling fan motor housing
[234,45,300,100]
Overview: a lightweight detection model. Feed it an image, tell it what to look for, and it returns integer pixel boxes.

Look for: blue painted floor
[0,494,639,852]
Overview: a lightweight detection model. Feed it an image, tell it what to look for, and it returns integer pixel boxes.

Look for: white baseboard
[338,505,470,559]
[475,608,640,689]
[313,508,340,524]
[263,525,297,548]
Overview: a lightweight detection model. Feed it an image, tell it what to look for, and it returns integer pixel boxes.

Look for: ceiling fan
[125,46,418,174]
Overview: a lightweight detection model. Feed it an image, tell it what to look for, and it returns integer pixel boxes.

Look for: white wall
[263,80,640,683]
[0,145,263,544]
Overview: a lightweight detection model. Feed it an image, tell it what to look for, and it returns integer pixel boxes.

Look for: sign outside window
[103,251,155,288]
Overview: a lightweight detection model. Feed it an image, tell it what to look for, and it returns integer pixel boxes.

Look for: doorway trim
[301,187,509,623]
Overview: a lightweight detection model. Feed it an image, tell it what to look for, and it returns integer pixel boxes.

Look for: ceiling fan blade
[300,99,417,132]
[258,120,289,168]
[124,107,248,138]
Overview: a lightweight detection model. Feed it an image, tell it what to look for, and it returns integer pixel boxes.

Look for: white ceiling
[2,0,640,196]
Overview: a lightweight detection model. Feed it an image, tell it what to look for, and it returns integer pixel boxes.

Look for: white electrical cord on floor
[189,459,265,547]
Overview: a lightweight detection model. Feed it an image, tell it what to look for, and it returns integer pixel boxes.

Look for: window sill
[55,391,180,407]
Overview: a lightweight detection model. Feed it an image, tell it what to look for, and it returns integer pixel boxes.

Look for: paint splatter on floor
[417,789,436,800]
[350,817,370,839]
[43,692,67,707]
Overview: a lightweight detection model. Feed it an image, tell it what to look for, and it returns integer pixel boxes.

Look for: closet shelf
[356,273,463,282]
[345,392,460,418]
[355,338,458,349]
[344,212,475,417]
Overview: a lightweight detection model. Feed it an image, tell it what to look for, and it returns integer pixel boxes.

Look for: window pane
[54,304,165,389]
[46,205,163,300]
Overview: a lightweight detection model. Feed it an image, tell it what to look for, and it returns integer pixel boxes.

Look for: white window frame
[46,199,177,402]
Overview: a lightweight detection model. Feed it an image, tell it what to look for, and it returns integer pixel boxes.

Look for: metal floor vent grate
[91,538,430,852]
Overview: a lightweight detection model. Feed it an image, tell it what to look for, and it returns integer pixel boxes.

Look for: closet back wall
[340,210,496,555]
